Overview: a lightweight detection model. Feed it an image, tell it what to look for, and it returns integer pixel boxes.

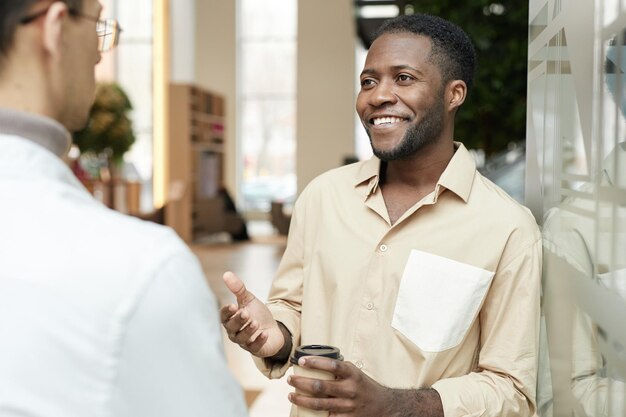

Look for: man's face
[59,0,102,131]
[356,32,446,161]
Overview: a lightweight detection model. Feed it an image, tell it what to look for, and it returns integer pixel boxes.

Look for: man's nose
[369,80,398,107]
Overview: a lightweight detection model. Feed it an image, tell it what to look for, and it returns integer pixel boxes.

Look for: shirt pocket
[392,249,494,352]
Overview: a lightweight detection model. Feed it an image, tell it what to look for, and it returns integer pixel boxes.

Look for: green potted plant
[73,82,136,208]
[73,82,136,163]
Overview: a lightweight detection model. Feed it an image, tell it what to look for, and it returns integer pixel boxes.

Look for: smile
[370,116,406,126]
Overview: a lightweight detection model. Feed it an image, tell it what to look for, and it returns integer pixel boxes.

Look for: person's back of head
[0,0,103,131]
[374,14,477,94]
[0,0,84,55]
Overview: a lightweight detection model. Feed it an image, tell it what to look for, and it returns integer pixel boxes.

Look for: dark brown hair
[0,0,84,57]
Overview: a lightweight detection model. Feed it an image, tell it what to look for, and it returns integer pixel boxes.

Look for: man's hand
[287,357,444,417]
[220,271,286,358]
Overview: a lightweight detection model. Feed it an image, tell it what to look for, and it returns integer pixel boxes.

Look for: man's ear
[446,80,467,112]
[41,2,69,56]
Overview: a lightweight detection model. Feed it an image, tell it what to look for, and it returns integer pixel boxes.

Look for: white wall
[193,0,238,197]
[170,0,196,83]
[296,0,356,192]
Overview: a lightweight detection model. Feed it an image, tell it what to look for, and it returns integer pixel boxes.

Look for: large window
[96,0,154,212]
[238,0,297,212]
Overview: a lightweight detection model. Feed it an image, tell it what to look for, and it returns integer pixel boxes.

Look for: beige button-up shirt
[257,143,541,417]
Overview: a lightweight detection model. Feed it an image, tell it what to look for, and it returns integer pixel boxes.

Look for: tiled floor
[190,227,293,416]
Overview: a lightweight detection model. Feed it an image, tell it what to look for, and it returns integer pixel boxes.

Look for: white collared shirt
[0,123,247,417]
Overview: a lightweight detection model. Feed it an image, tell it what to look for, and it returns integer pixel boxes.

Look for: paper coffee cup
[290,345,343,417]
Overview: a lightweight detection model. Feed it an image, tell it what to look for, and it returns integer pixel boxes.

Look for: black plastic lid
[290,344,343,365]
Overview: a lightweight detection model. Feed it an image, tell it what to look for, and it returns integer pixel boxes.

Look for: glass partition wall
[526,1,626,416]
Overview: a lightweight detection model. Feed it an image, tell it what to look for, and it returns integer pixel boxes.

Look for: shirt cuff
[432,377,486,417]
[252,305,300,379]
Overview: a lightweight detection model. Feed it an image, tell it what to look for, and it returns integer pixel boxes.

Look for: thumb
[223,271,255,307]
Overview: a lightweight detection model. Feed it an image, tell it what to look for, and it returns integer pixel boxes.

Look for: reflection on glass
[530,3,548,44]
[539,29,626,417]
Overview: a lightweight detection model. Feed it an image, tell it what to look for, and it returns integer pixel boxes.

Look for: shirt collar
[353,142,476,203]
[0,108,72,158]
[437,142,476,203]
[354,155,382,198]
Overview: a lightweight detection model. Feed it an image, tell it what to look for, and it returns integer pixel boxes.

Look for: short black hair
[374,14,477,92]
[0,0,84,57]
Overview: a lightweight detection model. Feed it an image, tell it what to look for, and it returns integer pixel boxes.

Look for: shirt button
[356,360,363,369]
[379,244,388,252]
[366,302,374,310]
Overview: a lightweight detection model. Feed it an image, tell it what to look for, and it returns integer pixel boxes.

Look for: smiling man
[221,13,541,417]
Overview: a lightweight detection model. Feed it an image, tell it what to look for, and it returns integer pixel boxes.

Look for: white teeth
[372,116,403,126]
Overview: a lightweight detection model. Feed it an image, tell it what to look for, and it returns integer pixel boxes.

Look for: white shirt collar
[0,108,72,158]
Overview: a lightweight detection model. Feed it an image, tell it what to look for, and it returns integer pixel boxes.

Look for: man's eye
[360,79,375,87]
[397,74,413,82]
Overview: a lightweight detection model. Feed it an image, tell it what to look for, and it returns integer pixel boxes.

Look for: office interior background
[69,0,626,415]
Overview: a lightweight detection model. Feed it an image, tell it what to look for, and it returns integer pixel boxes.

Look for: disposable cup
[290,345,343,417]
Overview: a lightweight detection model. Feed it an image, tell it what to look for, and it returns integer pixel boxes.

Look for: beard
[367,97,445,162]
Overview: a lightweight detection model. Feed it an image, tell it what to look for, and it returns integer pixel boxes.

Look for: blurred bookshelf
[166,83,241,242]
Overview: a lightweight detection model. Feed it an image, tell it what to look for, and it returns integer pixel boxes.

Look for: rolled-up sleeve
[433,238,542,417]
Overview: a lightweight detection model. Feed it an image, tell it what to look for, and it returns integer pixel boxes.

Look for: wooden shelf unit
[166,83,226,242]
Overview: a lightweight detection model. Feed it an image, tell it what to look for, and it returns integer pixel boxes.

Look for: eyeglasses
[20,6,122,52]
